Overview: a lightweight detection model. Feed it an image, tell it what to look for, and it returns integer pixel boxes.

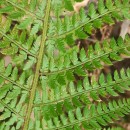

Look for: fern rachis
[0,0,130,130]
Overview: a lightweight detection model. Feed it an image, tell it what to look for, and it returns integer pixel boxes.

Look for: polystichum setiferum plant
[0,0,130,130]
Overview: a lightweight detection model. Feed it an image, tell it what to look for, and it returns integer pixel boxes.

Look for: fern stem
[34,76,130,107]
[42,43,130,76]
[0,100,23,118]
[5,0,43,21]
[0,30,36,57]
[0,74,30,91]
[44,99,130,130]
[22,0,51,130]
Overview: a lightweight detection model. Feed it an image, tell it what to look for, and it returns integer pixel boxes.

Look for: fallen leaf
[120,20,130,39]
[73,0,90,13]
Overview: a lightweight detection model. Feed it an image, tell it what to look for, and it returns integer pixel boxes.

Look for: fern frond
[0,59,33,129]
[1,0,44,20]
[0,30,36,57]
[36,68,130,107]
[0,59,33,90]
[34,98,130,129]
[0,0,130,129]
[47,0,129,39]
[41,36,130,78]
[33,68,130,129]
[0,83,27,129]
[0,13,42,69]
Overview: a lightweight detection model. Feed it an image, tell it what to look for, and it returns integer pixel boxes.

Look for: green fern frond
[2,0,44,20]
[35,98,130,129]
[32,68,130,129]
[0,59,33,90]
[37,68,130,106]
[0,0,130,130]
[41,36,130,76]
[47,0,129,39]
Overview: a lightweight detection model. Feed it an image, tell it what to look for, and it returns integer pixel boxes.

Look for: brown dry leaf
[73,0,90,13]
[120,20,130,39]
[4,56,12,67]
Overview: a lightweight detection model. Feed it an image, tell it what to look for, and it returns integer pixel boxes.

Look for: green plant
[0,0,130,130]
[103,127,124,130]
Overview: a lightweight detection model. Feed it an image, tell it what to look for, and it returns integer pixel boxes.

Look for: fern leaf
[41,36,130,77]
[0,0,130,129]
[32,69,130,129]
[37,98,130,129]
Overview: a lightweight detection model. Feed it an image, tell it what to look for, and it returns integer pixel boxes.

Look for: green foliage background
[0,0,130,130]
